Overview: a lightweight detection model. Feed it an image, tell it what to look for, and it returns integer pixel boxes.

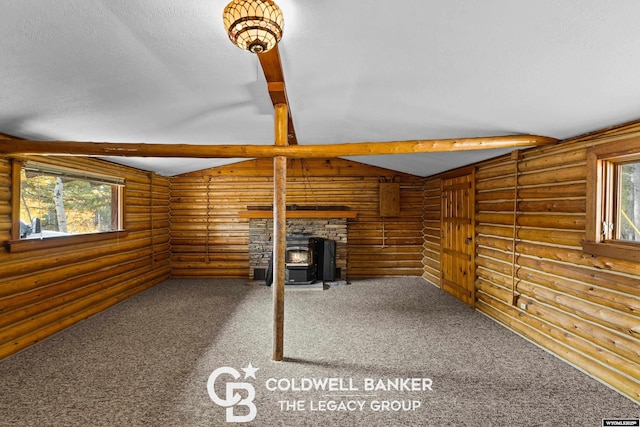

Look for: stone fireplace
[248,216,348,281]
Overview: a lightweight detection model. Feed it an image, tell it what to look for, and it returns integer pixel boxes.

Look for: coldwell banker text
[265,377,433,413]
[265,377,433,392]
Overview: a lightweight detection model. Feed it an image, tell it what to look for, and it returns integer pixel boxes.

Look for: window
[617,161,640,241]
[7,159,126,252]
[584,137,640,262]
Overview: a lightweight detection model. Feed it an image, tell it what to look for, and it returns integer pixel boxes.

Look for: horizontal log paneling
[170,267,249,277]
[478,199,586,213]
[475,148,586,180]
[517,295,639,380]
[170,158,424,278]
[516,280,639,339]
[423,124,640,403]
[479,237,640,275]
[477,224,584,247]
[477,296,640,403]
[479,245,640,297]
[0,256,164,318]
[0,155,170,360]
[476,183,586,202]
[0,233,165,284]
[422,177,441,286]
[476,167,586,192]
[0,267,168,360]
[0,251,169,333]
[476,212,585,229]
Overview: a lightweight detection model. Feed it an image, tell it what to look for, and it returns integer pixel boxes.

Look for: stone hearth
[248,217,347,280]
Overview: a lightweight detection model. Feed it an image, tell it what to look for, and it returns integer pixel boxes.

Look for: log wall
[422,123,640,403]
[422,176,442,286]
[0,155,171,360]
[169,158,424,278]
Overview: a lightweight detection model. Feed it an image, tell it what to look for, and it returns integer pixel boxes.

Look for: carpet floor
[0,277,637,426]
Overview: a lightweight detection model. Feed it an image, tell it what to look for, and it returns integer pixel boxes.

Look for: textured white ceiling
[2,0,640,176]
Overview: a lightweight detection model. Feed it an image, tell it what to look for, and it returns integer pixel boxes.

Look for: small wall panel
[379,182,400,216]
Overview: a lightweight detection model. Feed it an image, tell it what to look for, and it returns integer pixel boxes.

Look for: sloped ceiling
[1,1,640,176]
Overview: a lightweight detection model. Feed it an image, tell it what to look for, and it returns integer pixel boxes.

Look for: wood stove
[265,236,337,286]
[285,236,316,284]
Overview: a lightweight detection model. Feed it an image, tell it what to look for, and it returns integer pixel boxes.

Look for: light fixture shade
[223,0,284,54]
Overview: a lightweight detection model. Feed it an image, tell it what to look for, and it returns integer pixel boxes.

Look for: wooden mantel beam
[0,135,558,158]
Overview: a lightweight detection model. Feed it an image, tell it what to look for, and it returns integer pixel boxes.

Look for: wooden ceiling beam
[257,46,298,145]
[0,135,558,158]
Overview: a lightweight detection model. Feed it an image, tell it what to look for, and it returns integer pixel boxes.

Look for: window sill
[582,241,640,263]
[4,230,129,253]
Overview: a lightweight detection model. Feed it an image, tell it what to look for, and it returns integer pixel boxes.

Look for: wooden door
[440,171,475,307]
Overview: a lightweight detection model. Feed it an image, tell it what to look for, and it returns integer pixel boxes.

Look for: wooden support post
[272,103,288,361]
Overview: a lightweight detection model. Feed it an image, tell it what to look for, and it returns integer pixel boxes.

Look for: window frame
[584,137,640,263]
[5,158,128,253]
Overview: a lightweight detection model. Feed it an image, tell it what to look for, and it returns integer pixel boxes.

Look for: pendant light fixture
[222,0,284,54]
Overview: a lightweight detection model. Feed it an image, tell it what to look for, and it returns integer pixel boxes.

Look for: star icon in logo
[242,362,259,379]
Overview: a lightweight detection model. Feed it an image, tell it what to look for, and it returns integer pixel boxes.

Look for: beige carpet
[0,277,637,426]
